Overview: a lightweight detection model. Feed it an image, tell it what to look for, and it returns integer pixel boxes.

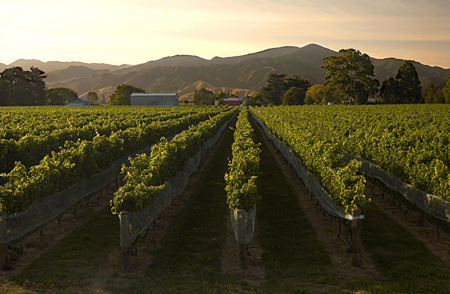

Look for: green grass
[251,117,340,293]
[351,205,450,293]
[369,175,450,244]
[3,205,119,293]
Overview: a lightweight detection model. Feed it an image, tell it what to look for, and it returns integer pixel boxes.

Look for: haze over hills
[2,44,450,101]
[0,60,128,74]
[46,66,111,84]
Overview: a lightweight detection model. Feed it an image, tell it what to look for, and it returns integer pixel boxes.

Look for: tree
[442,78,450,103]
[100,95,107,104]
[0,67,47,106]
[28,66,47,105]
[214,89,228,99]
[108,84,145,105]
[261,74,311,105]
[305,84,324,105]
[380,61,422,104]
[86,91,99,102]
[261,73,287,105]
[282,87,306,105]
[422,83,435,103]
[193,88,215,105]
[322,49,379,104]
[422,83,445,103]
[395,61,422,103]
[285,76,311,92]
[380,77,401,103]
[243,93,264,106]
[47,87,78,105]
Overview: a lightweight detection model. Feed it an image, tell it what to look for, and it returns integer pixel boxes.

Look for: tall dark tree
[395,61,422,103]
[29,67,47,105]
[380,77,401,103]
[322,49,379,104]
[261,74,310,105]
[30,66,47,80]
[0,67,47,106]
[261,73,287,105]
[285,76,311,92]
[108,84,145,105]
[282,87,306,105]
[381,61,422,104]
[47,87,78,105]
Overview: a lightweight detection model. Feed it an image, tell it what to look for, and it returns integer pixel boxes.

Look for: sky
[1,0,450,68]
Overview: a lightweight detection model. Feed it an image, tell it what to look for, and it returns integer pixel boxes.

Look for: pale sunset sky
[1,0,449,68]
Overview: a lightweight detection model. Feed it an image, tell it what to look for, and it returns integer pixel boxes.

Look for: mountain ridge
[0,59,129,73]
[2,44,449,101]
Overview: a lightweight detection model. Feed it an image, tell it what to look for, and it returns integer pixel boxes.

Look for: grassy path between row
[355,204,450,293]
[1,204,120,293]
[251,117,339,293]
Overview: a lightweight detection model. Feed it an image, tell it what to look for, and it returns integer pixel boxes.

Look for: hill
[3,44,450,101]
[53,44,338,100]
[46,66,111,84]
[372,58,450,87]
[7,59,128,73]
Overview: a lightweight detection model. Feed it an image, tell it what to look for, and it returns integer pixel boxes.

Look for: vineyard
[0,106,233,214]
[1,104,450,293]
[254,104,450,201]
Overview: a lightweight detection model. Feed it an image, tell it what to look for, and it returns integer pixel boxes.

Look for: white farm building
[130,92,179,106]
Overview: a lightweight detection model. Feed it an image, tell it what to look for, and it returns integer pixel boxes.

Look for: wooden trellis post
[119,211,131,272]
[351,208,362,267]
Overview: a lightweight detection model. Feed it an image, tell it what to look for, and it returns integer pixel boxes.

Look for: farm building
[130,92,179,106]
[66,97,91,106]
[221,95,244,107]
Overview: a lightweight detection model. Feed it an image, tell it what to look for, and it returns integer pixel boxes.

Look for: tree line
[0,67,105,106]
[245,48,450,106]
[0,66,150,106]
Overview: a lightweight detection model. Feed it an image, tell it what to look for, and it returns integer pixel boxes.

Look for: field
[1,104,450,293]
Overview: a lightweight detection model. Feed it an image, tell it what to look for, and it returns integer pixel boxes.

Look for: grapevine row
[269,105,450,201]
[0,107,206,173]
[251,106,367,213]
[0,106,199,140]
[111,108,237,214]
[225,108,261,211]
[0,106,231,214]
